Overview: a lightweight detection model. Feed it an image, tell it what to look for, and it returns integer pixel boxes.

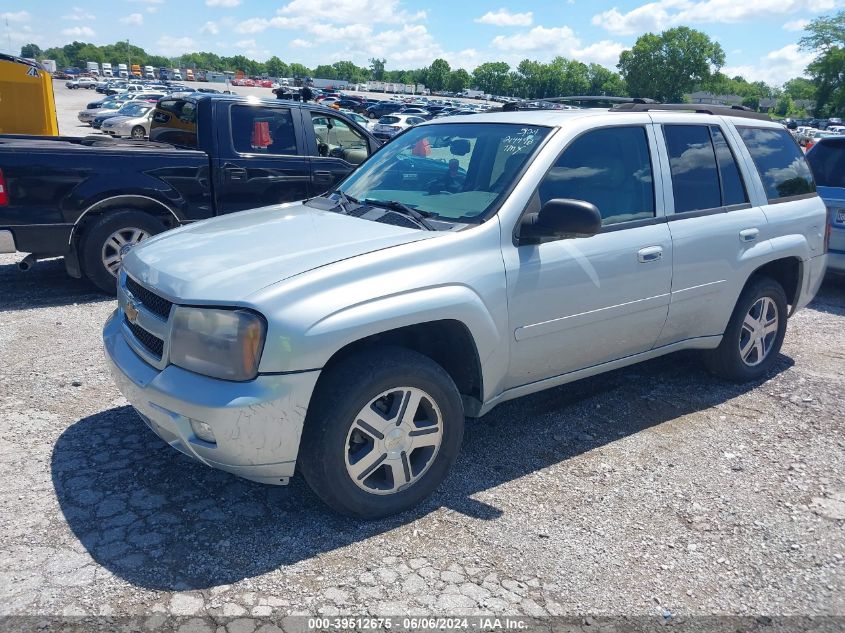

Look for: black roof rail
[609,102,772,121]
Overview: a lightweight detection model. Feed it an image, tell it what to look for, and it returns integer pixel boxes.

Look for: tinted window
[538,126,655,225]
[806,140,845,188]
[664,125,721,212]
[311,112,369,164]
[738,127,815,200]
[231,105,297,155]
[710,126,748,206]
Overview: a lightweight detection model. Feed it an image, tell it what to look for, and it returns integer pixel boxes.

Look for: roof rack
[609,102,772,121]
[499,95,656,112]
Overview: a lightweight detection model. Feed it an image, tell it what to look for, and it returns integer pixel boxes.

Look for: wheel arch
[745,256,803,315]
[317,320,485,416]
[69,194,181,247]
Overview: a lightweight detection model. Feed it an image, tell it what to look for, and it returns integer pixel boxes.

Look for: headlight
[169,307,266,381]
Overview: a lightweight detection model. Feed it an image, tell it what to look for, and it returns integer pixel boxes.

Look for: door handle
[225,167,247,182]
[739,228,759,242]
[637,246,663,263]
[313,170,333,183]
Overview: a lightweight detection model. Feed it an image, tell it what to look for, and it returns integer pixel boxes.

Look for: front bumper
[103,311,320,485]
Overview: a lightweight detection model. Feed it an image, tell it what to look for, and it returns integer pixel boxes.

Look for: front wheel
[80,210,166,294]
[130,125,146,139]
[299,347,465,519]
[703,276,788,381]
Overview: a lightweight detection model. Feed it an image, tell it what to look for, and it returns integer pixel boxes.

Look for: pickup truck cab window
[535,126,655,226]
[231,105,298,155]
[737,127,815,202]
[310,112,369,165]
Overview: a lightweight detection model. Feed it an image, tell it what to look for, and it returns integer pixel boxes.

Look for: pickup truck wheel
[703,276,788,382]
[299,347,464,519]
[80,210,166,294]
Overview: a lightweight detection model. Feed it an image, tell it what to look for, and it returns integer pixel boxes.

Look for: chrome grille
[124,316,164,359]
[126,276,173,320]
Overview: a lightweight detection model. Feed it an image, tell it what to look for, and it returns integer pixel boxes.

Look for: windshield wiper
[363,199,436,231]
[334,189,359,215]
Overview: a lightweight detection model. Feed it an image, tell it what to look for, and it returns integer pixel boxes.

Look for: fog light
[190,419,216,444]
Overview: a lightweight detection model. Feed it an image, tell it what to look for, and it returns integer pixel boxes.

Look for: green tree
[586,63,627,96]
[800,10,845,116]
[783,77,816,101]
[447,68,471,93]
[742,95,760,110]
[20,43,42,59]
[313,64,337,79]
[472,62,511,95]
[618,26,725,102]
[265,56,289,78]
[774,94,794,116]
[369,58,386,80]
[289,63,311,79]
[426,58,451,91]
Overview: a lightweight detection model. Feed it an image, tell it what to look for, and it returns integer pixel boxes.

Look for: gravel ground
[0,250,843,627]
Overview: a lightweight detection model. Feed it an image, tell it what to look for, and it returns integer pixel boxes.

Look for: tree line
[19,10,844,116]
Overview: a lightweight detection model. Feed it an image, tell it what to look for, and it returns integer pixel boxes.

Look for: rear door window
[737,127,815,200]
[806,141,845,188]
[663,125,749,212]
[230,105,298,155]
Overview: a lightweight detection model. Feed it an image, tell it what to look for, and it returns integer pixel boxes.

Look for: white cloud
[475,8,533,27]
[0,10,30,22]
[277,0,424,25]
[120,13,144,25]
[61,26,96,37]
[723,43,816,84]
[146,6,158,12]
[128,0,163,3]
[155,35,196,56]
[235,38,257,48]
[491,25,579,52]
[63,7,96,21]
[593,0,837,35]
[783,18,810,31]
[206,0,241,6]
[200,21,219,34]
[291,38,312,48]
[573,40,627,66]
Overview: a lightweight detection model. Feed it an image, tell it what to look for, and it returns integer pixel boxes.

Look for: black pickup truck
[0,94,380,291]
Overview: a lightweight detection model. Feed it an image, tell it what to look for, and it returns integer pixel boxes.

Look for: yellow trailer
[0,54,59,136]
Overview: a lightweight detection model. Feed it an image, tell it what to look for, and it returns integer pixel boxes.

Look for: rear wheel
[703,276,788,381]
[80,210,166,294]
[299,347,464,519]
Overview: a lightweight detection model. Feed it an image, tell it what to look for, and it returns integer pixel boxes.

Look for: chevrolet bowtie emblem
[125,300,140,324]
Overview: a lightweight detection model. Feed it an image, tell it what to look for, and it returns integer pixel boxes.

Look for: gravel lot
[1,80,843,628]
[1,249,843,626]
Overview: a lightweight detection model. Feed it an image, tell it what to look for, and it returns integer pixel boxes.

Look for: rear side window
[806,141,845,188]
[664,125,749,212]
[738,127,815,200]
[538,126,655,226]
[231,105,297,155]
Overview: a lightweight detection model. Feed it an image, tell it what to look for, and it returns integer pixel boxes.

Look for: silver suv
[103,106,828,518]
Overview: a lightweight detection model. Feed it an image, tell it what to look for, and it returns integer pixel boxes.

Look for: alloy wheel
[739,297,779,366]
[344,387,443,495]
[101,227,150,276]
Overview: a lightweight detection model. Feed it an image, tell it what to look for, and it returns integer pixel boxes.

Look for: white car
[66,77,97,89]
[338,109,375,131]
[101,103,155,139]
[372,113,426,139]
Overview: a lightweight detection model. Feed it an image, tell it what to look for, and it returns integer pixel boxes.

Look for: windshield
[338,122,550,222]
[119,103,151,116]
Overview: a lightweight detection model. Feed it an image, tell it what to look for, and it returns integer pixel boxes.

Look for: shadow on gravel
[808,274,845,316]
[0,257,107,311]
[52,349,791,591]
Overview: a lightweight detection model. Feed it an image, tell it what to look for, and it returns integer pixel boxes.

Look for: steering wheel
[426,173,462,194]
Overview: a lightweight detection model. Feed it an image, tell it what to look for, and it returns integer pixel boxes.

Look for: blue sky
[2,0,841,84]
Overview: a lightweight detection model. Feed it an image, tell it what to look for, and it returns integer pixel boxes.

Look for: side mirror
[518,198,602,244]
[450,138,471,156]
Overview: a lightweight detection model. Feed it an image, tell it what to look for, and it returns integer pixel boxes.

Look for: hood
[123,202,438,303]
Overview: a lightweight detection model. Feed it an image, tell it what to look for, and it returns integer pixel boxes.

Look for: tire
[80,210,167,294]
[368,111,377,119]
[299,347,465,519]
[703,276,788,381]
[130,126,146,139]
